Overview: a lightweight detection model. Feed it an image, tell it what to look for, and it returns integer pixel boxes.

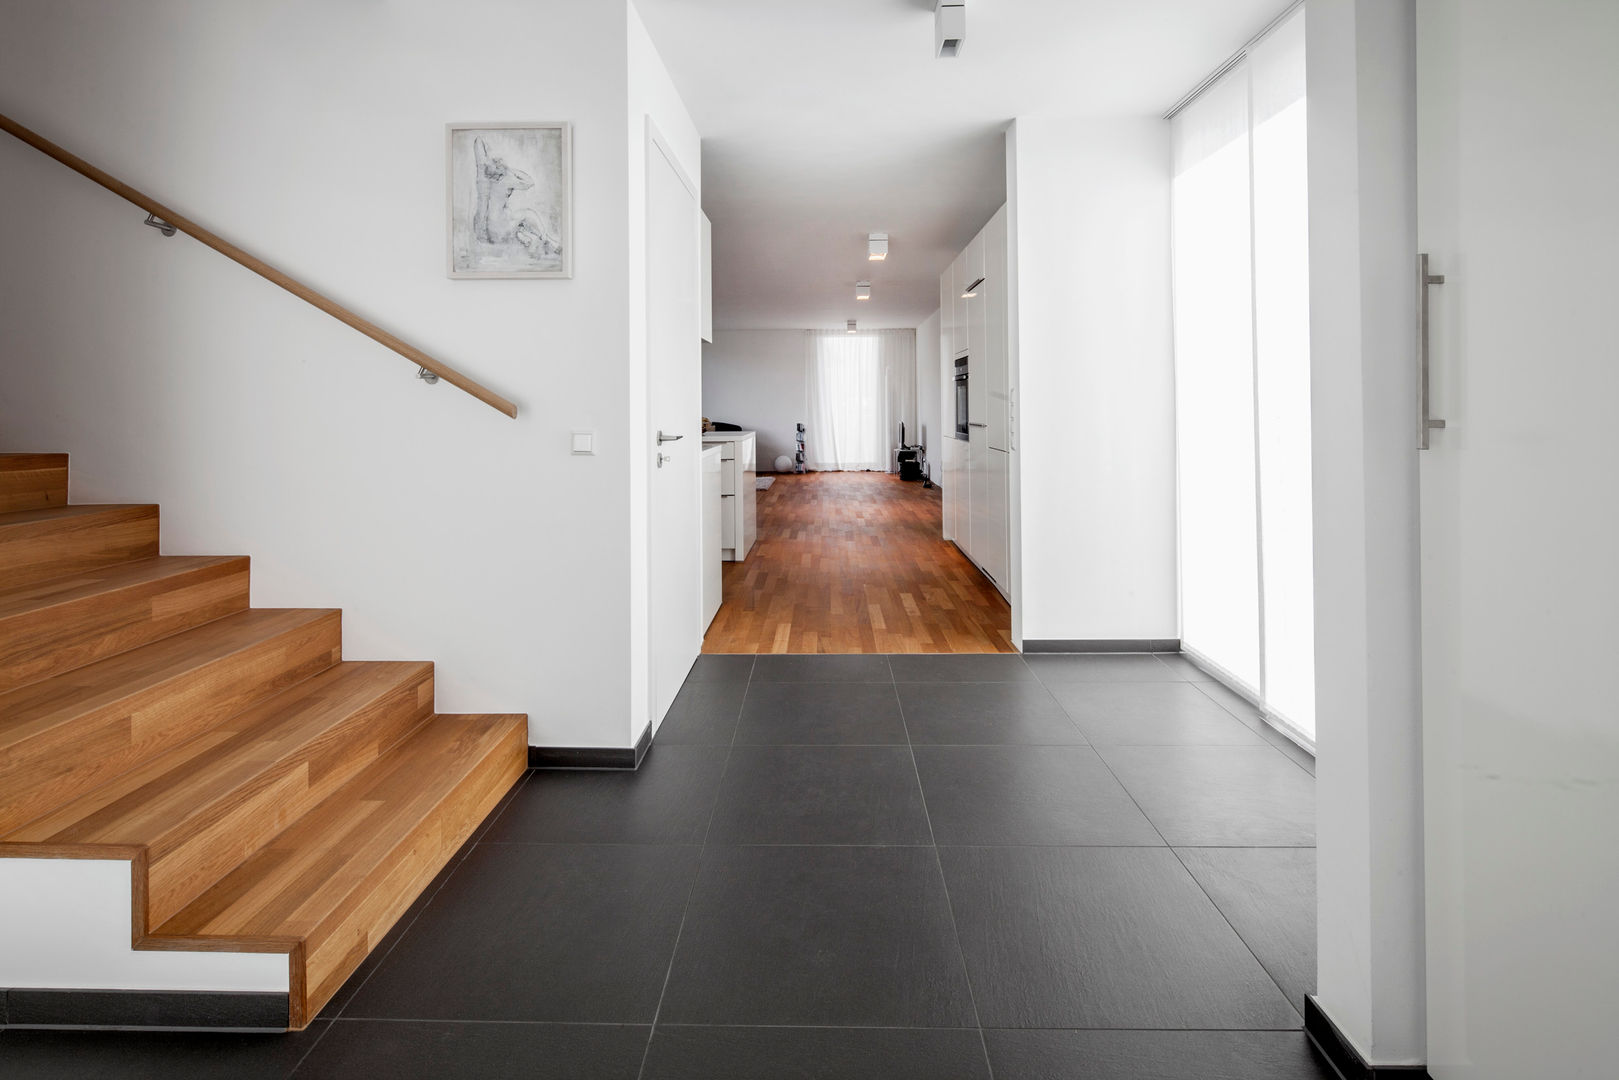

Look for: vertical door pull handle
[1418,253,1448,450]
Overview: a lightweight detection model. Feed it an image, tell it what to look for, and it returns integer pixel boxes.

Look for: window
[1171,6,1315,742]
[804,330,916,472]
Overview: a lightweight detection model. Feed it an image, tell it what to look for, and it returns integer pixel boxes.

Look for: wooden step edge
[0,608,345,836]
[8,661,438,926]
[295,715,526,1027]
[0,504,161,592]
[140,663,438,927]
[0,453,68,514]
[0,556,252,697]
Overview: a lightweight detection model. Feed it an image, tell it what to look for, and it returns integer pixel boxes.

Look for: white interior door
[647,127,703,732]
[1417,3,1619,1077]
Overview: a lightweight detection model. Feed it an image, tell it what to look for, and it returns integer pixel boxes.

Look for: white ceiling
[635,0,1284,331]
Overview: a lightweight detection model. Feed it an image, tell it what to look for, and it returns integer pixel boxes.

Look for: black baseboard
[528,722,652,770]
[1022,638,1181,653]
[1304,996,1431,1080]
[2,987,288,1031]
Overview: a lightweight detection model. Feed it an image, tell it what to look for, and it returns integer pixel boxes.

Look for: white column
[1306,0,1427,1066]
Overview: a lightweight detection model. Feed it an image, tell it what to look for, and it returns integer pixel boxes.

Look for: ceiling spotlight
[935,2,965,59]
[847,319,858,334]
[867,233,889,261]
[856,281,872,301]
[961,276,985,299]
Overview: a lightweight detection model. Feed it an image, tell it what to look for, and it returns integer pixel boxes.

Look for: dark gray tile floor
[0,651,1327,1079]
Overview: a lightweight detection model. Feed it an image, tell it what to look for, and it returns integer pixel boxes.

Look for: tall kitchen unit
[940,205,1011,600]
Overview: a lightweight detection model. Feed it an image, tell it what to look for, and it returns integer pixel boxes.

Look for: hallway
[702,472,1012,654]
[0,652,1322,1077]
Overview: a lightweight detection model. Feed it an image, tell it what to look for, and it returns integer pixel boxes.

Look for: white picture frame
[446,122,573,279]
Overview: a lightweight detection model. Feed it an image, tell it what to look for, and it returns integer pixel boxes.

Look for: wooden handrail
[0,111,518,419]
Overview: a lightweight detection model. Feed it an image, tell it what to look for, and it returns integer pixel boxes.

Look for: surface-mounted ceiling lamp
[847,319,858,334]
[935,1,965,59]
[856,281,872,301]
[867,233,889,261]
[961,276,985,299]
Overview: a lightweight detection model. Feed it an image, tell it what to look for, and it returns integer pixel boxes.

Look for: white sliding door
[1172,5,1315,740]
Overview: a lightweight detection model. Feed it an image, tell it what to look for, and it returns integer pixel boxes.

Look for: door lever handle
[657,431,684,445]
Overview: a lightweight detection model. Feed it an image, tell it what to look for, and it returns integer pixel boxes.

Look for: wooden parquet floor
[702,472,1014,654]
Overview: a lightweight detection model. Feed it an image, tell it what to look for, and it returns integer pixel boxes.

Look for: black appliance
[953,355,970,440]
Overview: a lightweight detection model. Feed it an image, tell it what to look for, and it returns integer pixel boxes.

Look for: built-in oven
[953,355,970,440]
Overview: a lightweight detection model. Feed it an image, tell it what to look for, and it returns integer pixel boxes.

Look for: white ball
[774,454,793,472]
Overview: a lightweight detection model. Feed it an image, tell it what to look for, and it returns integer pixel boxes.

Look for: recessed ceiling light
[847,319,858,334]
[856,281,872,301]
[867,233,889,261]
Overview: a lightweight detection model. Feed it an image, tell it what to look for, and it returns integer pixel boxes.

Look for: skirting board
[1304,997,1432,1080]
[528,722,652,770]
[1,987,288,1031]
[1022,639,1182,653]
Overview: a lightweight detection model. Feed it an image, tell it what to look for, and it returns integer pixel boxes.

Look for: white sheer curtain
[1171,5,1315,740]
[804,329,916,472]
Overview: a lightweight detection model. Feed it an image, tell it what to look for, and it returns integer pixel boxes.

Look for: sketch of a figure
[449,123,572,278]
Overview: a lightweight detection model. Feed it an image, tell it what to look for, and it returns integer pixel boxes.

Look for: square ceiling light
[868,233,889,261]
[856,281,872,301]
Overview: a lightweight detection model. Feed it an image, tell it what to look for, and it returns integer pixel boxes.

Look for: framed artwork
[447,122,572,278]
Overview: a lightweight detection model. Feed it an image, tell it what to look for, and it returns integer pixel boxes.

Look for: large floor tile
[655,681,748,745]
[1177,847,1316,1013]
[642,1026,990,1079]
[706,747,931,844]
[888,653,1036,683]
[1025,654,1184,684]
[481,746,728,844]
[1098,746,1316,846]
[914,746,1162,846]
[898,682,1085,745]
[0,1024,328,1080]
[1150,652,1215,681]
[342,843,700,1022]
[735,682,907,745]
[750,654,893,683]
[982,1029,1334,1079]
[939,846,1300,1029]
[1048,682,1269,746]
[1192,681,1318,775]
[683,654,756,683]
[659,845,976,1027]
[292,1021,648,1079]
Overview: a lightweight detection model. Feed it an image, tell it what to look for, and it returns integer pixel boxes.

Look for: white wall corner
[1306,0,1427,1066]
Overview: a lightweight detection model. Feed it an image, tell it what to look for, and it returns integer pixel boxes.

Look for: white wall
[1306,0,1427,1065]
[915,309,942,482]
[1006,117,1178,645]
[701,330,806,471]
[0,0,696,752]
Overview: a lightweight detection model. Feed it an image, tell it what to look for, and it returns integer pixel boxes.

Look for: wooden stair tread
[0,607,342,835]
[0,453,68,514]
[157,714,523,941]
[0,555,251,696]
[0,554,241,616]
[0,607,339,751]
[155,712,527,1026]
[0,503,160,589]
[5,660,434,846]
[5,660,436,929]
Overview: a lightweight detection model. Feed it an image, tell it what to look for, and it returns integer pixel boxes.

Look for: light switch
[570,430,595,455]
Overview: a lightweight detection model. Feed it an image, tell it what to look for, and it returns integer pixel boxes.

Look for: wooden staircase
[0,453,527,1029]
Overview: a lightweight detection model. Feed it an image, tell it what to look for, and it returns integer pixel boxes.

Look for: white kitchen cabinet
[702,430,756,561]
[985,206,1010,452]
[939,205,1011,601]
[701,444,723,628]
